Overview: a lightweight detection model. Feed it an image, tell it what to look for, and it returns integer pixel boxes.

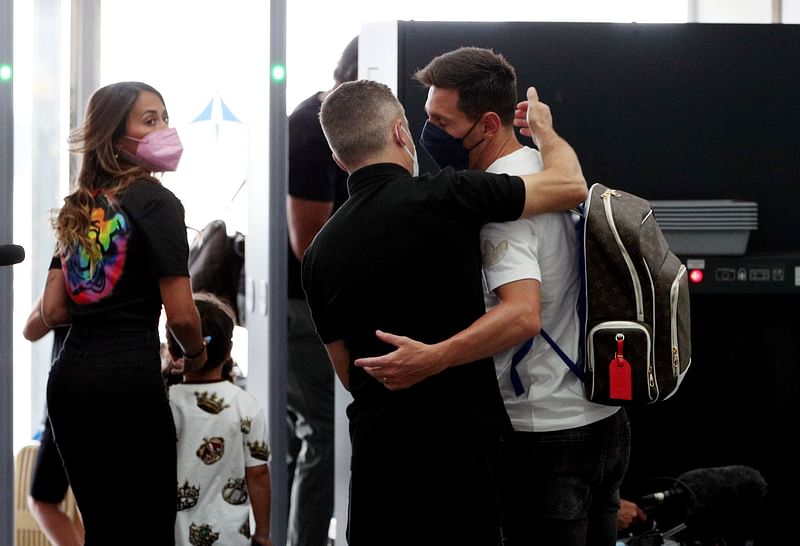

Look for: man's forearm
[434,291,539,369]
[355,280,541,390]
[519,129,587,216]
[514,86,587,215]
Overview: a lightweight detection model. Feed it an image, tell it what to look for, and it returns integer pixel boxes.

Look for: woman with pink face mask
[40,81,205,546]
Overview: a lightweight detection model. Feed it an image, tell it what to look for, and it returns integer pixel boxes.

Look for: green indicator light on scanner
[0,64,12,82]
[271,64,286,83]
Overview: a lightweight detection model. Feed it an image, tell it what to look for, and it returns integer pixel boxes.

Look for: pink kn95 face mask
[123,127,184,172]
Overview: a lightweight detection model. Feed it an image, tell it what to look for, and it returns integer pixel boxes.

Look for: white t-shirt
[482,146,618,432]
[170,379,270,545]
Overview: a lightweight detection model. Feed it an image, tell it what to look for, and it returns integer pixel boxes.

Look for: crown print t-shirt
[169,379,270,546]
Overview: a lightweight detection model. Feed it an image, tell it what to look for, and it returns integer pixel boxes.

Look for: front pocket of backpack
[587,321,654,404]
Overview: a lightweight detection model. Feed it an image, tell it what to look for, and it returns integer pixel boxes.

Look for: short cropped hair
[319,80,405,167]
[413,47,518,124]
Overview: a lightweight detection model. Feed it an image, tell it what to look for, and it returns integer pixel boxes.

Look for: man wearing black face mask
[355,48,630,546]
[419,115,484,170]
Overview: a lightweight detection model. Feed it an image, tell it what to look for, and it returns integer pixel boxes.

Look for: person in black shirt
[285,36,356,546]
[41,81,206,546]
[302,80,587,546]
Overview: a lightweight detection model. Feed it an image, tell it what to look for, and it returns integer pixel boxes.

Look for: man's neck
[472,128,523,172]
[346,149,410,176]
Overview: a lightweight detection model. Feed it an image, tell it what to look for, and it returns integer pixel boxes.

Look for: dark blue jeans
[47,322,177,546]
[500,409,630,546]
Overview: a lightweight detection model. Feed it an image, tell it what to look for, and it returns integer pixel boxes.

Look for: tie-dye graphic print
[63,196,129,305]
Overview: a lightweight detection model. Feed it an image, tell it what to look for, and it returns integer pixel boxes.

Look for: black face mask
[419,117,483,170]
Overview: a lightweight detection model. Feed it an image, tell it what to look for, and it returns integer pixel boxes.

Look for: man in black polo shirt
[301,80,586,546]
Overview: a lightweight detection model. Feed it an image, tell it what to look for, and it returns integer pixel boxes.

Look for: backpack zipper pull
[601,188,621,199]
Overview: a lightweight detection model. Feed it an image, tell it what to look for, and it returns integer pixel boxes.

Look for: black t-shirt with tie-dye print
[59,179,189,327]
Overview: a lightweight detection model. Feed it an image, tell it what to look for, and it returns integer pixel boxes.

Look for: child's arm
[246,464,273,546]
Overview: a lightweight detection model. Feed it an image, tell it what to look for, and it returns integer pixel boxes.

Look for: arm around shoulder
[354,279,542,390]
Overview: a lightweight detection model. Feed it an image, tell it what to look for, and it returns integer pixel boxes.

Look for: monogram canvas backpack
[539,183,693,405]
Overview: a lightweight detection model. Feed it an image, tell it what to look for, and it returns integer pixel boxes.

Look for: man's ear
[393,120,408,147]
[481,111,503,140]
[332,153,349,173]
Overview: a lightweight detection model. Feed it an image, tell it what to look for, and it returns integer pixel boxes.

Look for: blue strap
[509,328,585,397]
[540,329,585,382]
[574,204,588,378]
[509,337,534,396]
[508,204,588,395]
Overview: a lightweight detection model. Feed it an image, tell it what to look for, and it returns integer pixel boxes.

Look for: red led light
[689,269,704,284]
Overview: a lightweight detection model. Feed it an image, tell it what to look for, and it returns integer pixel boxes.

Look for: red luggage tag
[609,334,632,400]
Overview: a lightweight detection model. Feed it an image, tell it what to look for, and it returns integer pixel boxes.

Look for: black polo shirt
[302,162,525,461]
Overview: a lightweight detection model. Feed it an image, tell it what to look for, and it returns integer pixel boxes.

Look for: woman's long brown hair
[53,81,163,266]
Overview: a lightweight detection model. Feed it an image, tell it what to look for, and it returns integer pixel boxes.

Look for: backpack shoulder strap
[540,329,585,382]
[508,326,586,398]
[509,200,589,393]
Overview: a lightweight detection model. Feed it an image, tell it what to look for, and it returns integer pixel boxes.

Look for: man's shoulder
[289,93,322,117]
[309,200,349,239]
[428,167,517,189]
[487,146,543,175]
[480,211,578,283]
[483,209,574,233]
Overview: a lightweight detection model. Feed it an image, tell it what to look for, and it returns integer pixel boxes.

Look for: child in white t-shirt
[167,292,273,546]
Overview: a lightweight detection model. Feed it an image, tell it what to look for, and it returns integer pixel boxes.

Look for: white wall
[692,0,800,22]
[783,0,800,22]
[694,0,772,22]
